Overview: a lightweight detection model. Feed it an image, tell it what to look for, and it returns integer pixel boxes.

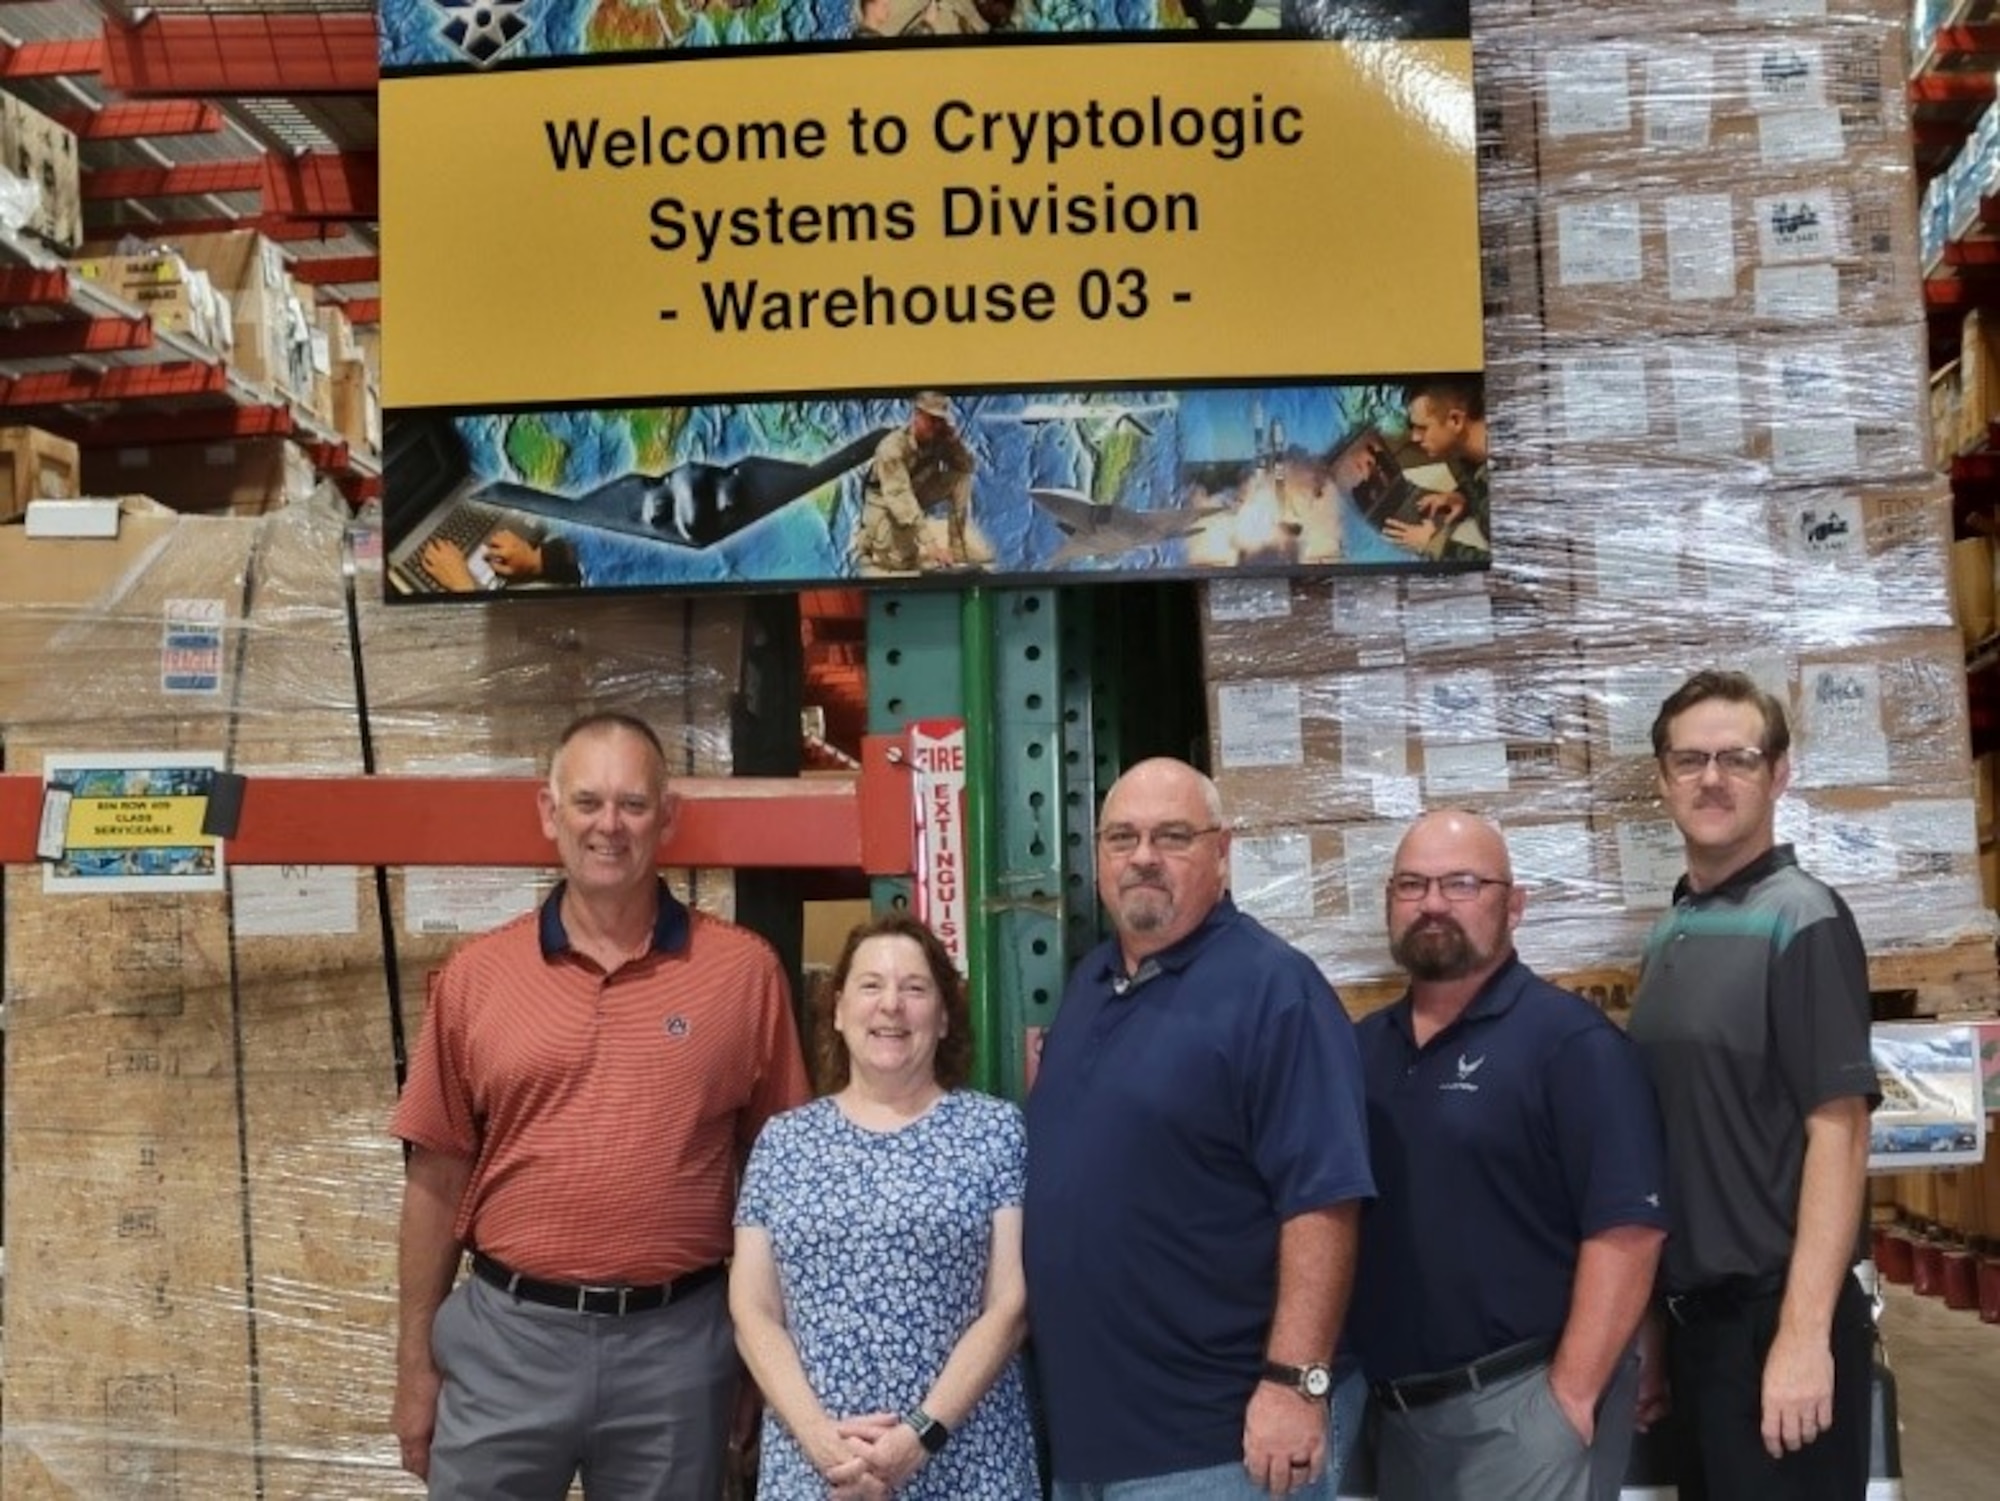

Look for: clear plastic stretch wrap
[0,495,742,1497]
[1207,0,1992,1012]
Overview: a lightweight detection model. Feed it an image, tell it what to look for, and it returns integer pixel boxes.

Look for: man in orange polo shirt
[391,711,810,1498]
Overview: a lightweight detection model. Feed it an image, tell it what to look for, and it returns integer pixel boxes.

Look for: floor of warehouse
[1881,1279,2000,1497]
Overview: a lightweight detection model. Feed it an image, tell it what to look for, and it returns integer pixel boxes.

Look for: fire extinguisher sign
[908,719,968,976]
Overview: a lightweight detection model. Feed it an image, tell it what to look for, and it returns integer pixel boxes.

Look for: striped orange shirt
[392,885,810,1284]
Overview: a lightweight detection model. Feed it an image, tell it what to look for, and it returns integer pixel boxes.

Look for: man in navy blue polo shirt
[1347,809,1668,1500]
[1024,757,1374,1499]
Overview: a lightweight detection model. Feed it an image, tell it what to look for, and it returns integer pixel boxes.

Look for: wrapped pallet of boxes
[1205,0,1994,1012]
[81,438,321,518]
[0,425,81,521]
[0,92,80,252]
[172,230,296,396]
[0,500,749,1497]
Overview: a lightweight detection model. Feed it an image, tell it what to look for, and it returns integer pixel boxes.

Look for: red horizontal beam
[1934,23,2000,59]
[0,36,105,79]
[87,214,342,243]
[55,100,223,139]
[54,405,294,448]
[0,267,73,306]
[0,359,225,407]
[1946,237,2000,267]
[265,151,378,219]
[83,159,264,200]
[0,773,900,873]
[0,317,154,359]
[290,254,379,286]
[102,14,379,95]
[1912,72,1997,106]
[337,297,381,324]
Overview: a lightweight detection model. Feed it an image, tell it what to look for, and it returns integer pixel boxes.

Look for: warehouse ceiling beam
[0,757,918,874]
[101,13,379,95]
[55,99,223,139]
[45,404,297,447]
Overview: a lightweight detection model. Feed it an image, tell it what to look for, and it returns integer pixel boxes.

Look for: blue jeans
[1054,1404,1344,1501]
[1329,1365,1368,1496]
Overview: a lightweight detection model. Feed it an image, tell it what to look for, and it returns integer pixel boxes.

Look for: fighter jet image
[472,427,892,550]
[1028,488,1230,566]
[992,400,1175,440]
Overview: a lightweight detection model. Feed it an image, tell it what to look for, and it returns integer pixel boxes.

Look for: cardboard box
[1953,535,1996,651]
[1532,322,1932,485]
[0,425,81,519]
[1958,306,2000,456]
[1567,481,1953,639]
[1538,165,1919,336]
[332,360,381,455]
[1531,27,1909,190]
[1932,357,1964,463]
[1201,571,1572,680]
[83,438,319,517]
[0,93,80,252]
[1209,653,1591,823]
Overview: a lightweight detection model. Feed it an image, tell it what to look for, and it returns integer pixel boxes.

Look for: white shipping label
[1331,577,1402,637]
[1342,672,1410,778]
[1215,680,1305,768]
[1231,832,1317,919]
[1663,194,1737,301]
[1772,418,1860,478]
[1895,798,1981,858]
[1557,200,1644,286]
[1204,578,1291,622]
[1798,662,1890,785]
[1668,345,1746,455]
[1417,669,1498,741]
[1593,514,1685,604]
[1754,265,1840,321]
[1558,355,1650,441]
[1749,42,1826,111]
[1737,0,1826,18]
[1422,740,1509,795]
[1501,820,1595,893]
[1403,591,1494,653]
[1368,774,1424,820]
[1340,823,1403,921]
[406,868,540,935]
[1615,821,1685,909]
[1606,664,1690,759]
[234,864,361,938]
[1759,108,1846,167]
[1643,49,1715,150]
[1544,48,1633,138]
[1807,809,1899,885]
[1755,189,1840,262]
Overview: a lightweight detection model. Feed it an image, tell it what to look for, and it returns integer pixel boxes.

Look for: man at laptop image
[421,516,583,592]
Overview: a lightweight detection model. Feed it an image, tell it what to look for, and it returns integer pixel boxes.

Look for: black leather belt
[1372,1337,1556,1413]
[471,1251,724,1316]
[1661,1272,1786,1327]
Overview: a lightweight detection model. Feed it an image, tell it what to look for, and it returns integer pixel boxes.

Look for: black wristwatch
[901,1406,951,1455]
[1261,1360,1334,1401]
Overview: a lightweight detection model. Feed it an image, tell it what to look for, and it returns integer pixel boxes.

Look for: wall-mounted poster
[1868,1024,1987,1172]
[378,2,1484,599]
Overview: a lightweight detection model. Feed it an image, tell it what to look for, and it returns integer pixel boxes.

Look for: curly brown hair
[811,911,973,1094]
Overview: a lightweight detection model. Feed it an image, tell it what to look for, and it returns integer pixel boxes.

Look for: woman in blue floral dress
[732,912,1039,1500]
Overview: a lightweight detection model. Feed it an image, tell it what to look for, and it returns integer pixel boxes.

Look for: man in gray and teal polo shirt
[1629,669,1881,1501]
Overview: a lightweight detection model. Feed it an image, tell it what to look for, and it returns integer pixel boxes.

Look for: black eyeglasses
[1097,823,1222,858]
[1386,872,1511,903]
[1660,747,1768,782]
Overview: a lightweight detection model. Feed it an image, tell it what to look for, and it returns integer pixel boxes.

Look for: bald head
[1095,758,1230,963]
[1386,809,1523,986]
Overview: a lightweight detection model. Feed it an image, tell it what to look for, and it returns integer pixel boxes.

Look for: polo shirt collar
[1671,842,1797,907]
[537,878,691,959]
[1386,950,1530,1048]
[1090,892,1242,994]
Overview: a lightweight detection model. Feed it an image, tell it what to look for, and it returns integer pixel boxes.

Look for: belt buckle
[576,1283,623,1315]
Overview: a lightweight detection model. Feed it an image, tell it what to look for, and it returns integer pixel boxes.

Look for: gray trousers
[427,1272,737,1500]
[1374,1349,1642,1501]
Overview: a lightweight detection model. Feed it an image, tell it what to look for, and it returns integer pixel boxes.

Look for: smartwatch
[1261,1360,1334,1401]
[901,1406,951,1455]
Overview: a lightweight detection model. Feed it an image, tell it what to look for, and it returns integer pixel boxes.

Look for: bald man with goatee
[1347,809,1668,1501]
